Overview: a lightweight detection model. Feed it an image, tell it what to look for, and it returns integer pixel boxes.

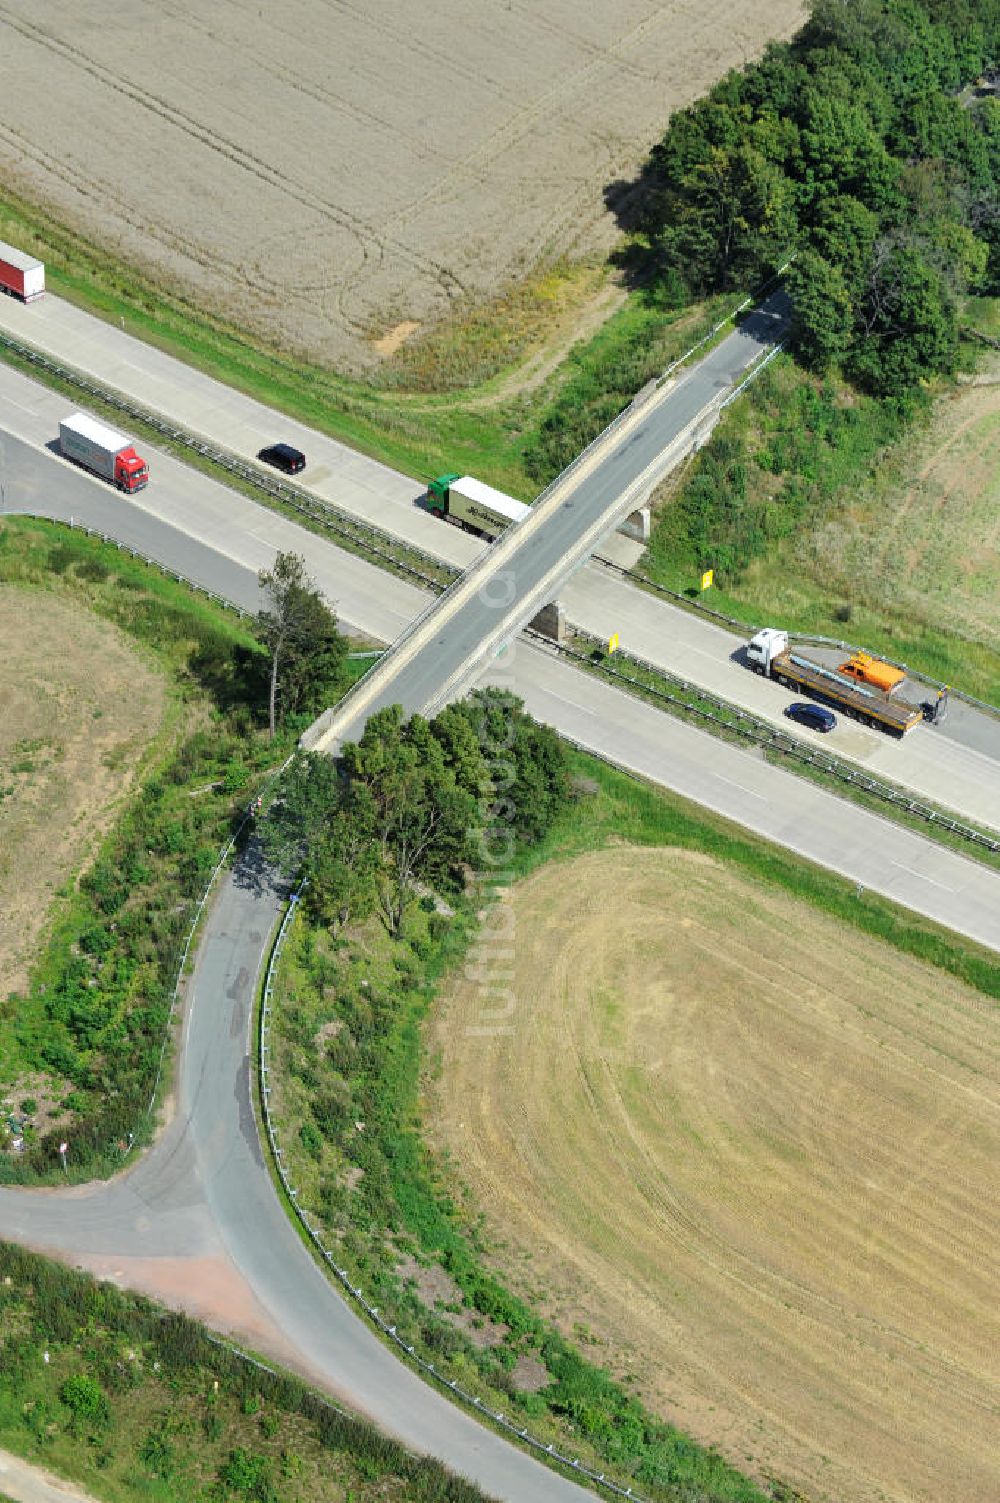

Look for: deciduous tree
[255,553,346,737]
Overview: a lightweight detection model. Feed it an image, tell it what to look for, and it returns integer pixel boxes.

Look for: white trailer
[58,412,149,492]
[426,473,529,539]
[0,240,45,302]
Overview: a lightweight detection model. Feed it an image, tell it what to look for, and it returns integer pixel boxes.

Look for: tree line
[635,0,1000,393]
[262,689,570,937]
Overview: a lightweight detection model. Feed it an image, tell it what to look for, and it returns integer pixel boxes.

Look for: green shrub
[59,1372,110,1430]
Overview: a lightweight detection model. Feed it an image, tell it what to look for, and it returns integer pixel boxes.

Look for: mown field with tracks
[428,846,1000,1503]
[0,0,802,370]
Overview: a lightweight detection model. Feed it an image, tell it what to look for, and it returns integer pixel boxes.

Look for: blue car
[785,701,837,733]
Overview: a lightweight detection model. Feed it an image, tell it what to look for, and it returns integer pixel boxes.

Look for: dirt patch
[313,1019,343,1050]
[71,1252,291,1363]
[0,1072,71,1150]
[427,847,1000,1503]
[0,0,804,370]
[510,1353,550,1394]
[397,1254,507,1349]
[373,321,421,357]
[0,586,166,1009]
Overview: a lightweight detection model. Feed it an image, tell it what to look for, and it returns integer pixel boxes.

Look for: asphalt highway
[4,442,998,950]
[3,355,995,831]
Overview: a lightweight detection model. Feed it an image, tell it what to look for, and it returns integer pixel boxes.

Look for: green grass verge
[0,185,726,500]
[641,349,1000,707]
[0,1241,491,1503]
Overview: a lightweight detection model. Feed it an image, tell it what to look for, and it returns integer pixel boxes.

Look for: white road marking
[2,393,40,416]
[890,861,952,891]
[529,686,599,719]
[709,770,767,802]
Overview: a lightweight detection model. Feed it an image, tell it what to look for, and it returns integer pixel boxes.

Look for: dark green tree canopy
[635,0,1000,393]
[261,693,569,938]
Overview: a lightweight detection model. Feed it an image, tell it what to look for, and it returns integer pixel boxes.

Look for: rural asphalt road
[0,854,592,1503]
[0,1449,102,1503]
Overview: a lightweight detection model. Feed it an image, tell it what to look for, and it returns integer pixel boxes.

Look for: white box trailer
[0,240,45,302]
[426,473,529,539]
[58,412,149,492]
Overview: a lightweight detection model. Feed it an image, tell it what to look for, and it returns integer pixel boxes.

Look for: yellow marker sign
[608,633,620,655]
[701,569,714,591]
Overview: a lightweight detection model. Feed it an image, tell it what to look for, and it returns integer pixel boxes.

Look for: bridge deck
[311,294,789,750]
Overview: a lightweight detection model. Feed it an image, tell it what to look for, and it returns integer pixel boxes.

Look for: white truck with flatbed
[746,627,925,736]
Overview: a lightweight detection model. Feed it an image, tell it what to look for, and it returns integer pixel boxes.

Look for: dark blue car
[785,701,837,733]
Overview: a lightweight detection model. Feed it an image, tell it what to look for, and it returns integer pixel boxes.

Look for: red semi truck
[59,413,149,492]
[0,240,45,302]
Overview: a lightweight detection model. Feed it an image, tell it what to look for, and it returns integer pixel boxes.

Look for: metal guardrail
[7,290,996,730]
[8,510,252,617]
[590,554,1000,724]
[258,885,652,1503]
[0,328,453,591]
[549,627,1000,856]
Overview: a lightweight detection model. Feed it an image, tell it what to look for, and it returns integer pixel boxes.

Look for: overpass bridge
[306,294,788,752]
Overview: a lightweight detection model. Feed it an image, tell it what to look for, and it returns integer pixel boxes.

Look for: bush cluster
[0,525,299,1182]
[0,1240,492,1502]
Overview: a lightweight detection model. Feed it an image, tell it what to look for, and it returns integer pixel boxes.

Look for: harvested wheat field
[428,847,1000,1503]
[0,586,165,1003]
[0,0,803,369]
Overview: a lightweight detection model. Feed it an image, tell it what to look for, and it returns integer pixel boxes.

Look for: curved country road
[0,855,592,1502]
[0,1448,102,1503]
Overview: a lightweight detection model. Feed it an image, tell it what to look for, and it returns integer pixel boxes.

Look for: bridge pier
[528,599,567,644]
[616,505,650,543]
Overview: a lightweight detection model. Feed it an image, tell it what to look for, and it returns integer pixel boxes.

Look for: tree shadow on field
[603,161,671,295]
[188,640,268,721]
